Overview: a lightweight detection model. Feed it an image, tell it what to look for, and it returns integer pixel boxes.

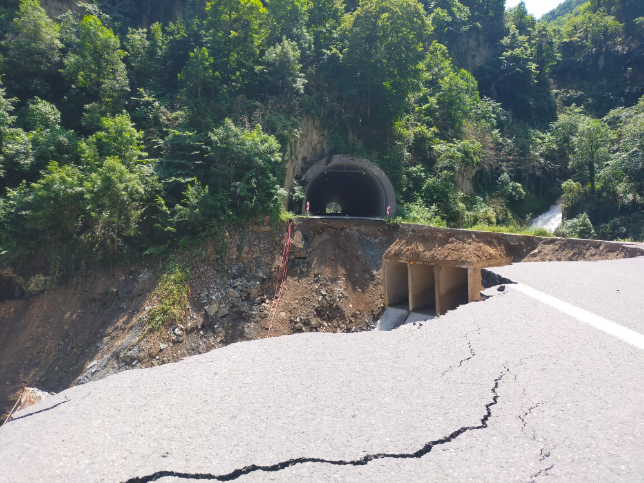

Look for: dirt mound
[386,224,644,263]
[385,228,508,263]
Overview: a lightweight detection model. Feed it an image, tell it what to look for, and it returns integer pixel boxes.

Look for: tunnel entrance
[301,155,397,218]
[307,165,384,217]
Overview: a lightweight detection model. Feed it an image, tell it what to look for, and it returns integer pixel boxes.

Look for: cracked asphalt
[1,258,644,482]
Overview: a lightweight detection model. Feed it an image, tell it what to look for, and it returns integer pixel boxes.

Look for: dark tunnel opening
[306,164,386,217]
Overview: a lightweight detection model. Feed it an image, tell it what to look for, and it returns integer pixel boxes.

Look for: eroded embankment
[2,219,643,418]
[386,224,644,263]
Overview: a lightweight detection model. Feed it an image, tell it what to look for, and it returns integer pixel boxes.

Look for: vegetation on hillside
[0,0,642,280]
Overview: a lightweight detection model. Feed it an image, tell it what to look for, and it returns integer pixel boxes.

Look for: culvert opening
[436,266,469,314]
[306,164,385,217]
[409,262,436,314]
[384,259,409,309]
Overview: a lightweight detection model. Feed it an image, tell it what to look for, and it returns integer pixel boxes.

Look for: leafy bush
[555,213,596,239]
[397,201,447,227]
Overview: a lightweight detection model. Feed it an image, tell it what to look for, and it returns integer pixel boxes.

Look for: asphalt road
[1,258,643,482]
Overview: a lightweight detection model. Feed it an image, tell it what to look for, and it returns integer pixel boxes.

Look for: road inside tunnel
[306,167,386,217]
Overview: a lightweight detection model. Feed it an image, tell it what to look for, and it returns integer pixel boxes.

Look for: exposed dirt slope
[2,220,643,419]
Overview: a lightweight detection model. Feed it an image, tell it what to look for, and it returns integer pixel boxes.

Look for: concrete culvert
[301,155,397,218]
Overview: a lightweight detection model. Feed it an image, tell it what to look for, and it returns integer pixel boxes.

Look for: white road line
[511,283,644,351]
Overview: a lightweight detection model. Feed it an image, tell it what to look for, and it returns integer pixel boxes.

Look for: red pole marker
[306,201,310,212]
[387,205,391,216]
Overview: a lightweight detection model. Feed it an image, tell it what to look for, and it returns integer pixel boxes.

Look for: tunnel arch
[301,155,397,218]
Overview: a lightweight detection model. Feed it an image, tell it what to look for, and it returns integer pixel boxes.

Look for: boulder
[217,307,229,317]
[206,304,219,317]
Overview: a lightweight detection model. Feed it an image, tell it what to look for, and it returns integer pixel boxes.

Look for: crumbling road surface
[1,258,643,482]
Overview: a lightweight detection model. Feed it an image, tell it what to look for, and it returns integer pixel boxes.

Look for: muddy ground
[2,219,643,418]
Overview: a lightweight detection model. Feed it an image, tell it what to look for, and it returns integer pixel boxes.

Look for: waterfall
[530,204,563,233]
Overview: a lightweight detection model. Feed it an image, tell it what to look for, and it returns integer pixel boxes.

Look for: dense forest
[0,0,643,279]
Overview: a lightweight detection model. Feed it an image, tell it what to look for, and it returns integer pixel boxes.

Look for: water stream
[530,204,563,233]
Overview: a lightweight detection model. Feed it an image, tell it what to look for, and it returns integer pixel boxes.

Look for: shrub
[555,213,595,239]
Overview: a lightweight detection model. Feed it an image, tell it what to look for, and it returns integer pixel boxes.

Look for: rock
[294,323,303,330]
[206,304,219,317]
[123,355,132,364]
[176,336,183,343]
[228,289,240,298]
[310,320,320,328]
[24,274,50,297]
[250,286,261,298]
[290,231,308,259]
[217,307,229,317]
[64,312,71,320]
[173,327,183,336]
[320,289,327,296]
[159,344,168,351]
[240,245,252,262]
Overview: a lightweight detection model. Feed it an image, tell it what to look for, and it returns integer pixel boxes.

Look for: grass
[465,224,555,237]
[395,219,556,237]
[118,263,191,367]
[146,265,191,332]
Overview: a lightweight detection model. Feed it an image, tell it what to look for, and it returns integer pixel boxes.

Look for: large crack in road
[122,370,508,483]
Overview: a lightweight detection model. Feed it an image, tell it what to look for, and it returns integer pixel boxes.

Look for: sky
[505,0,565,18]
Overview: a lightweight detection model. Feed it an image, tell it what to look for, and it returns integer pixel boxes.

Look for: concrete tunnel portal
[301,155,397,218]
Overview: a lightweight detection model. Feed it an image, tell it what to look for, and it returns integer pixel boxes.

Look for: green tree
[17,98,80,172]
[261,37,306,97]
[571,117,613,195]
[0,84,17,169]
[17,97,61,132]
[24,162,86,238]
[1,0,63,96]
[428,0,470,45]
[178,47,219,127]
[335,0,432,123]
[80,114,147,168]
[265,0,309,44]
[86,157,148,251]
[307,0,344,63]
[206,0,268,92]
[124,24,168,91]
[436,70,480,129]
[207,119,284,217]
[62,15,129,125]
[506,1,536,35]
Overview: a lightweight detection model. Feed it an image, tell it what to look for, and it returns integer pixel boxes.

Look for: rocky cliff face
[456,165,482,196]
[41,0,78,17]
[283,116,331,209]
